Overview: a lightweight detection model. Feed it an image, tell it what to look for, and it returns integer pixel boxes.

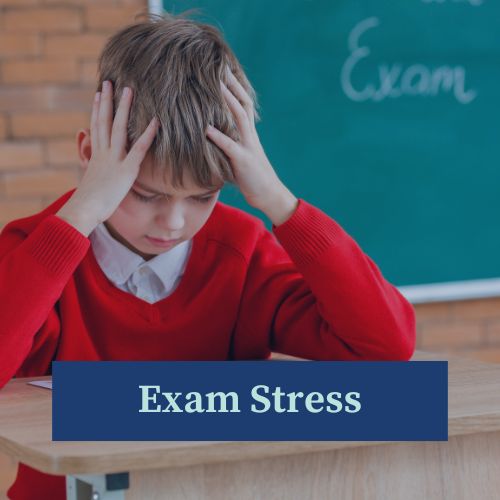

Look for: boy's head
[96,10,260,188]
[76,12,259,259]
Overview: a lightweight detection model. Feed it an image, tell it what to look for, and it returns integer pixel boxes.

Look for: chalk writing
[421,0,483,6]
[340,17,477,104]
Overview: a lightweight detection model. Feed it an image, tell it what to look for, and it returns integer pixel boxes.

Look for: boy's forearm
[0,216,89,388]
[270,200,416,360]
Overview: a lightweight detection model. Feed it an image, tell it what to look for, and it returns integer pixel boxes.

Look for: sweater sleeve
[232,200,415,361]
[0,215,89,388]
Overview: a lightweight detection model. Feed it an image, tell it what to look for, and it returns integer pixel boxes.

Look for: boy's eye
[131,190,215,204]
[192,196,215,204]
[131,190,157,203]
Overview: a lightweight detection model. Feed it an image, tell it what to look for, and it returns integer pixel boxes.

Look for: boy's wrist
[56,203,100,237]
[257,185,299,227]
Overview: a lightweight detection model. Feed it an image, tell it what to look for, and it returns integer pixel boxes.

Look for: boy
[0,12,415,499]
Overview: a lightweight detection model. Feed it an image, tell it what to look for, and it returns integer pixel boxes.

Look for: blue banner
[52,361,447,441]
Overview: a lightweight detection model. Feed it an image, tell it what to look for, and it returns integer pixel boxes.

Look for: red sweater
[1,190,415,499]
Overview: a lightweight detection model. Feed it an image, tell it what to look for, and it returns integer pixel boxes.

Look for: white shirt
[89,223,192,304]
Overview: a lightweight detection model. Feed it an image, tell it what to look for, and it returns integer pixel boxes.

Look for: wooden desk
[1,351,499,499]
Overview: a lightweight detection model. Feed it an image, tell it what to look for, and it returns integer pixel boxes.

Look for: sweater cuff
[272,199,350,267]
[21,215,90,278]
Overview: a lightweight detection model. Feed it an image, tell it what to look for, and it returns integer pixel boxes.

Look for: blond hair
[97,11,260,188]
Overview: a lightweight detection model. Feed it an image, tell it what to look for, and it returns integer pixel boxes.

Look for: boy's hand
[57,81,159,236]
[206,69,298,226]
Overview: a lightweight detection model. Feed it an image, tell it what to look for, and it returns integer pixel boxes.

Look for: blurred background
[0,0,500,492]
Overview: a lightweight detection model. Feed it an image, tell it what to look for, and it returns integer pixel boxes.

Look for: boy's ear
[76,128,92,169]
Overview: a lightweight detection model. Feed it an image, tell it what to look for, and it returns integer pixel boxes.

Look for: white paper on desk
[28,380,52,390]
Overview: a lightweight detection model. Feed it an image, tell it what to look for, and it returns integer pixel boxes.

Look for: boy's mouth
[145,236,180,248]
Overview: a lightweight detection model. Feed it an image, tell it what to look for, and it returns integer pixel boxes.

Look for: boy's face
[104,155,221,261]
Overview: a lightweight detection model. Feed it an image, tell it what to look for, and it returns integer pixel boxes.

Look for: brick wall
[0,0,147,228]
[415,298,500,364]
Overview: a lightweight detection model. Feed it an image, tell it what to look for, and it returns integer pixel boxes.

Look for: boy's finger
[125,117,159,167]
[110,86,133,155]
[206,124,239,159]
[225,70,255,124]
[98,80,113,148]
[221,82,251,141]
[90,92,101,151]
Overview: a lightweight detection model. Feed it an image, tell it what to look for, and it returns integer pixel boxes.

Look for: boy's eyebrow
[133,181,221,196]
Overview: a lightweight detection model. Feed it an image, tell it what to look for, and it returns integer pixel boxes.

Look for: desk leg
[66,472,129,500]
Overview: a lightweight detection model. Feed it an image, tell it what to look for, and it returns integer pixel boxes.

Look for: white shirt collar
[89,222,191,299]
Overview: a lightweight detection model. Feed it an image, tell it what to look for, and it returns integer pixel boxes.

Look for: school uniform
[0,189,415,499]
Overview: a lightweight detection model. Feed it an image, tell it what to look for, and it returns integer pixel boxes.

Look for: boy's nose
[155,207,184,233]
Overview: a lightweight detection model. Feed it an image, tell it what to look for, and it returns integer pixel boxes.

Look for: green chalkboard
[161,0,500,287]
